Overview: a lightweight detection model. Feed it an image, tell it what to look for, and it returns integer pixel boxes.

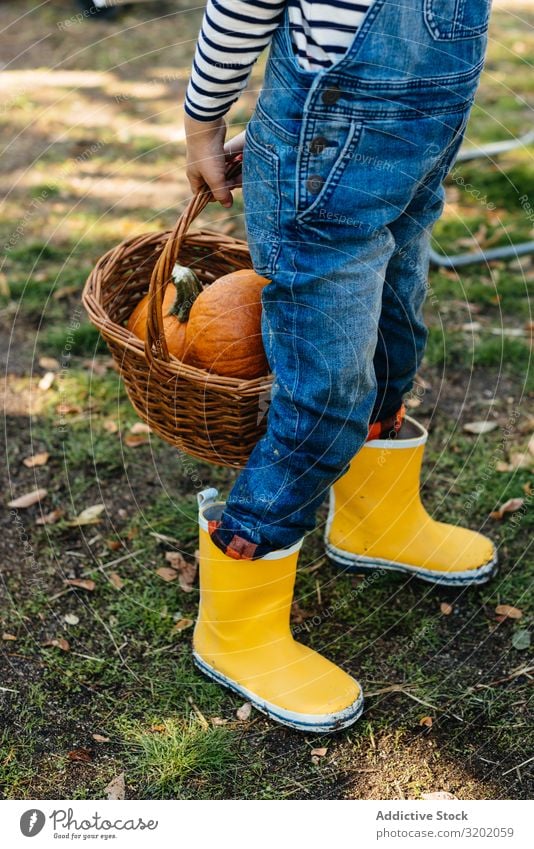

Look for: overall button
[309,136,329,154]
[307,175,324,194]
[322,85,342,105]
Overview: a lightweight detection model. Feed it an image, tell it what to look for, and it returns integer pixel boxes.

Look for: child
[185,0,496,732]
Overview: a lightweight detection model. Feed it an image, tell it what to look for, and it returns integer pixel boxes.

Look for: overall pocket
[424,0,492,41]
[295,118,364,225]
[242,119,282,277]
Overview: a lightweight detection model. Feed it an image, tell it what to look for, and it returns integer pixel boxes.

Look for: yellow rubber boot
[194,489,363,733]
[326,417,497,586]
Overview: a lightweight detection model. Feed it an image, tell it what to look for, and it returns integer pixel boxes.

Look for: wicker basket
[82,158,272,468]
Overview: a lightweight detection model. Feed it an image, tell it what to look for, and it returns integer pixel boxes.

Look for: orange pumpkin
[127,265,270,379]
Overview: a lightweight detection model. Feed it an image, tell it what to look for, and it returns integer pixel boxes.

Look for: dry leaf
[68,748,93,763]
[440,602,453,616]
[2,633,17,641]
[165,551,197,592]
[490,497,524,520]
[509,452,532,470]
[174,618,194,632]
[211,717,228,727]
[149,724,166,733]
[65,578,96,592]
[43,637,70,652]
[8,488,48,508]
[66,504,105,526]
[53,284,78,300]
[236,702,252,721]
[311,747,328,758]
[124,434,148,448]
[496,460,511,472]
[422,791,456,800]
[38,371,55,391]
[106,538,123,551]
[463,421,498,435]
[36,508,64,525]
[419,716,433,728]
[64,613,79,625]
[92,734,111,743]
[108,571,124,590]
[495,604,523,620]
[129,422,151,434]
[523,482,533,497]
[39,356,60,370]
[56,403,82,415]
[104,420,118,434]
[23,452,49,468]
[156,566,178,582]
[105,773,125,800]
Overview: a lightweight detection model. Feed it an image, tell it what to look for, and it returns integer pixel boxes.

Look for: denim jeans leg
[218,228,397,553]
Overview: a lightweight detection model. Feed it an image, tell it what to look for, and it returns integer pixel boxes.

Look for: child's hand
[184,114,233,208]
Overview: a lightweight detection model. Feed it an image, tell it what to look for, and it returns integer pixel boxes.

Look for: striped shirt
[185,0,374,121]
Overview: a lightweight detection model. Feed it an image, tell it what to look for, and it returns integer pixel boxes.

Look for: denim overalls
[218,0,492,555]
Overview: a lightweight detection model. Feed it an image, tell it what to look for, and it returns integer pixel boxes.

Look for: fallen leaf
[65,578,96,592]
[68,748,93,763]
[23,452,49,468]
[174,618,194,632]
[495,460,512,472]
[156,566,178,582]
[38,371,55,391]
[406,397,422,409]
[509,452,532,470]
[124,434,148,448]
[2,633,17,641]
[211,717,228,727]
[512,630,531,651]
[490,498,524,521]
[56,403,82,415]
[440,602,453,616]
[64,613,79,625]
[311,747,328,758]
[419,716,433,728]
[236,702,252,721]
[105,772,126,800]
[495,604,523,620]
[36,508,64,525]
[108,571,124,590]
[523,482,533,497]
[8,488,48,508]
[421,791,456,800]
[42,638,70,652]
[104,420,119,434]
[66,504,105,526]
[92,734,111,743]
[38,356,60,370]
[129,422,151,434]
[149,724,166,733]
[165,551,197,592]
[105,538,123,551]
[53,284,79,300]
[463,421,498,435]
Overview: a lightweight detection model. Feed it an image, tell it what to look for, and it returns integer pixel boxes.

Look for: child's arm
[184,0,285,206]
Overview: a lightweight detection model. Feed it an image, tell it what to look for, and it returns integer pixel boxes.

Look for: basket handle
[144,153,243,363]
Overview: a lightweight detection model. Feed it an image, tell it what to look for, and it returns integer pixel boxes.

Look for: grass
[0,0,532,802]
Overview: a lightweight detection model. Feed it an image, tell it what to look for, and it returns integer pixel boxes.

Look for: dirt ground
[0,0,532,800]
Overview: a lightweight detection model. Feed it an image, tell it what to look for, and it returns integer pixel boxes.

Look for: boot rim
[197,489,304,560]
[193,650,364,733]
[365,414,428,449]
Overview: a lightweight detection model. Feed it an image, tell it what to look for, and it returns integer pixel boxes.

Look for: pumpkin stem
[169,263,202,322]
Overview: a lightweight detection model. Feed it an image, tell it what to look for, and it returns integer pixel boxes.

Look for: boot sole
[193,651,364,733]
[325,542,498,586]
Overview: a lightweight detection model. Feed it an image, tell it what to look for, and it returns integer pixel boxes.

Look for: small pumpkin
[127,265,270,379]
